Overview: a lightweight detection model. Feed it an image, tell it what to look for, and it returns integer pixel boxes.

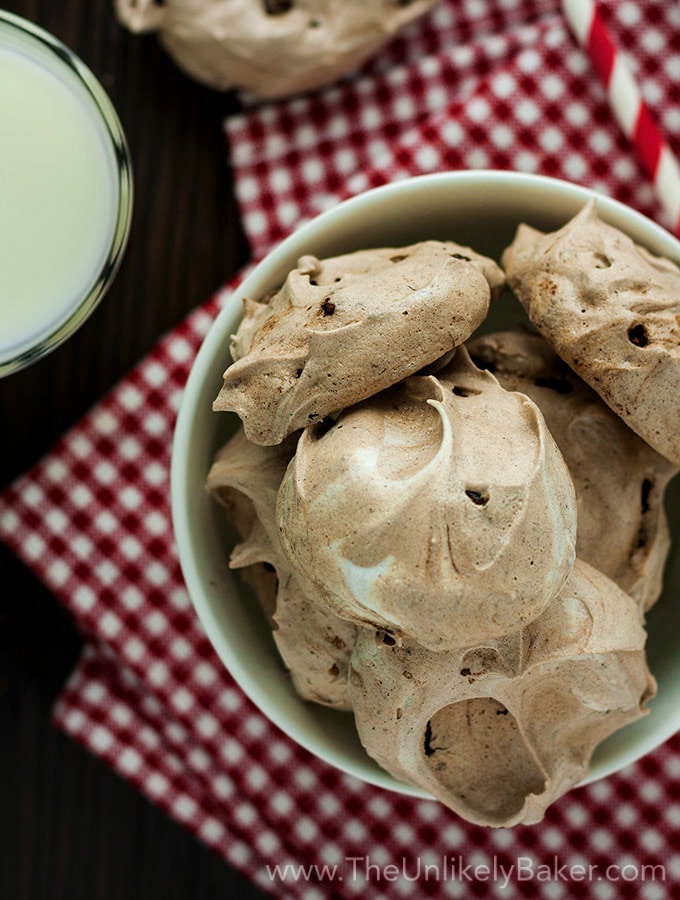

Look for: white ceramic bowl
[172,170,680,796]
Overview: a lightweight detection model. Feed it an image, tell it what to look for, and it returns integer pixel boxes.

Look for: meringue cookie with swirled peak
[207,427,356,709]
[115,0,441,99]
[467,328,679,612]
[277,346,577,651]
[502,201,680,465]
[214,241,503,445]
[348,559,655,828]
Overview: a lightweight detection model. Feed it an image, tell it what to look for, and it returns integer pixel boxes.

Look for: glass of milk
[0,12,133,376]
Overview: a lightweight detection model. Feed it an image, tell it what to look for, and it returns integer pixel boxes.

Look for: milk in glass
[0,15,130,373]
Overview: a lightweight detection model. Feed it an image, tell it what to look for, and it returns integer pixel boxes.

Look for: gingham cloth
[2,1,680,896]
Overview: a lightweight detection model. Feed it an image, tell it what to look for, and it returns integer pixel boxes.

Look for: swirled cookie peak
[277,347,577,650]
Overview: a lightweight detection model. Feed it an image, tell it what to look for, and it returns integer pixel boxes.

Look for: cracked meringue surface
[277,346,577,650]
[214,241,502,445]
[348,559,655,828]
[502,201,680,465]
[467,328,678,611]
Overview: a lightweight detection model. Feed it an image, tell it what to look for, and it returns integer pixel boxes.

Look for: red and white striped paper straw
[562,0,680,236]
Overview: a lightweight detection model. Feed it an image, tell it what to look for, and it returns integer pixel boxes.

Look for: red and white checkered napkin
[2,1,680,896]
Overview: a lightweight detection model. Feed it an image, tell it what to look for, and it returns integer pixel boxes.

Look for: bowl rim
[171,169,680,796]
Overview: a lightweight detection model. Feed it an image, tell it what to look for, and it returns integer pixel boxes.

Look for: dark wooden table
[0,2,269,897]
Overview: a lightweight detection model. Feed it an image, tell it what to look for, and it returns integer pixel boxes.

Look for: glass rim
[0,11,133,377]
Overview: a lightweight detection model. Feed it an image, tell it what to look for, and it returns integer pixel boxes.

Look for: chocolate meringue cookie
[215,242,503,445]
[207,426,298,571]
[207,427,356,708]
[115,0,439,99]
[277,347,577,651]
[467,328,678,611]
[502,201,680,465]
[348,559,655,828]
[272,569,358,709]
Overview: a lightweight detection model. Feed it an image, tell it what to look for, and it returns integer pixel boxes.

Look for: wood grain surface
[0,2,268,897]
